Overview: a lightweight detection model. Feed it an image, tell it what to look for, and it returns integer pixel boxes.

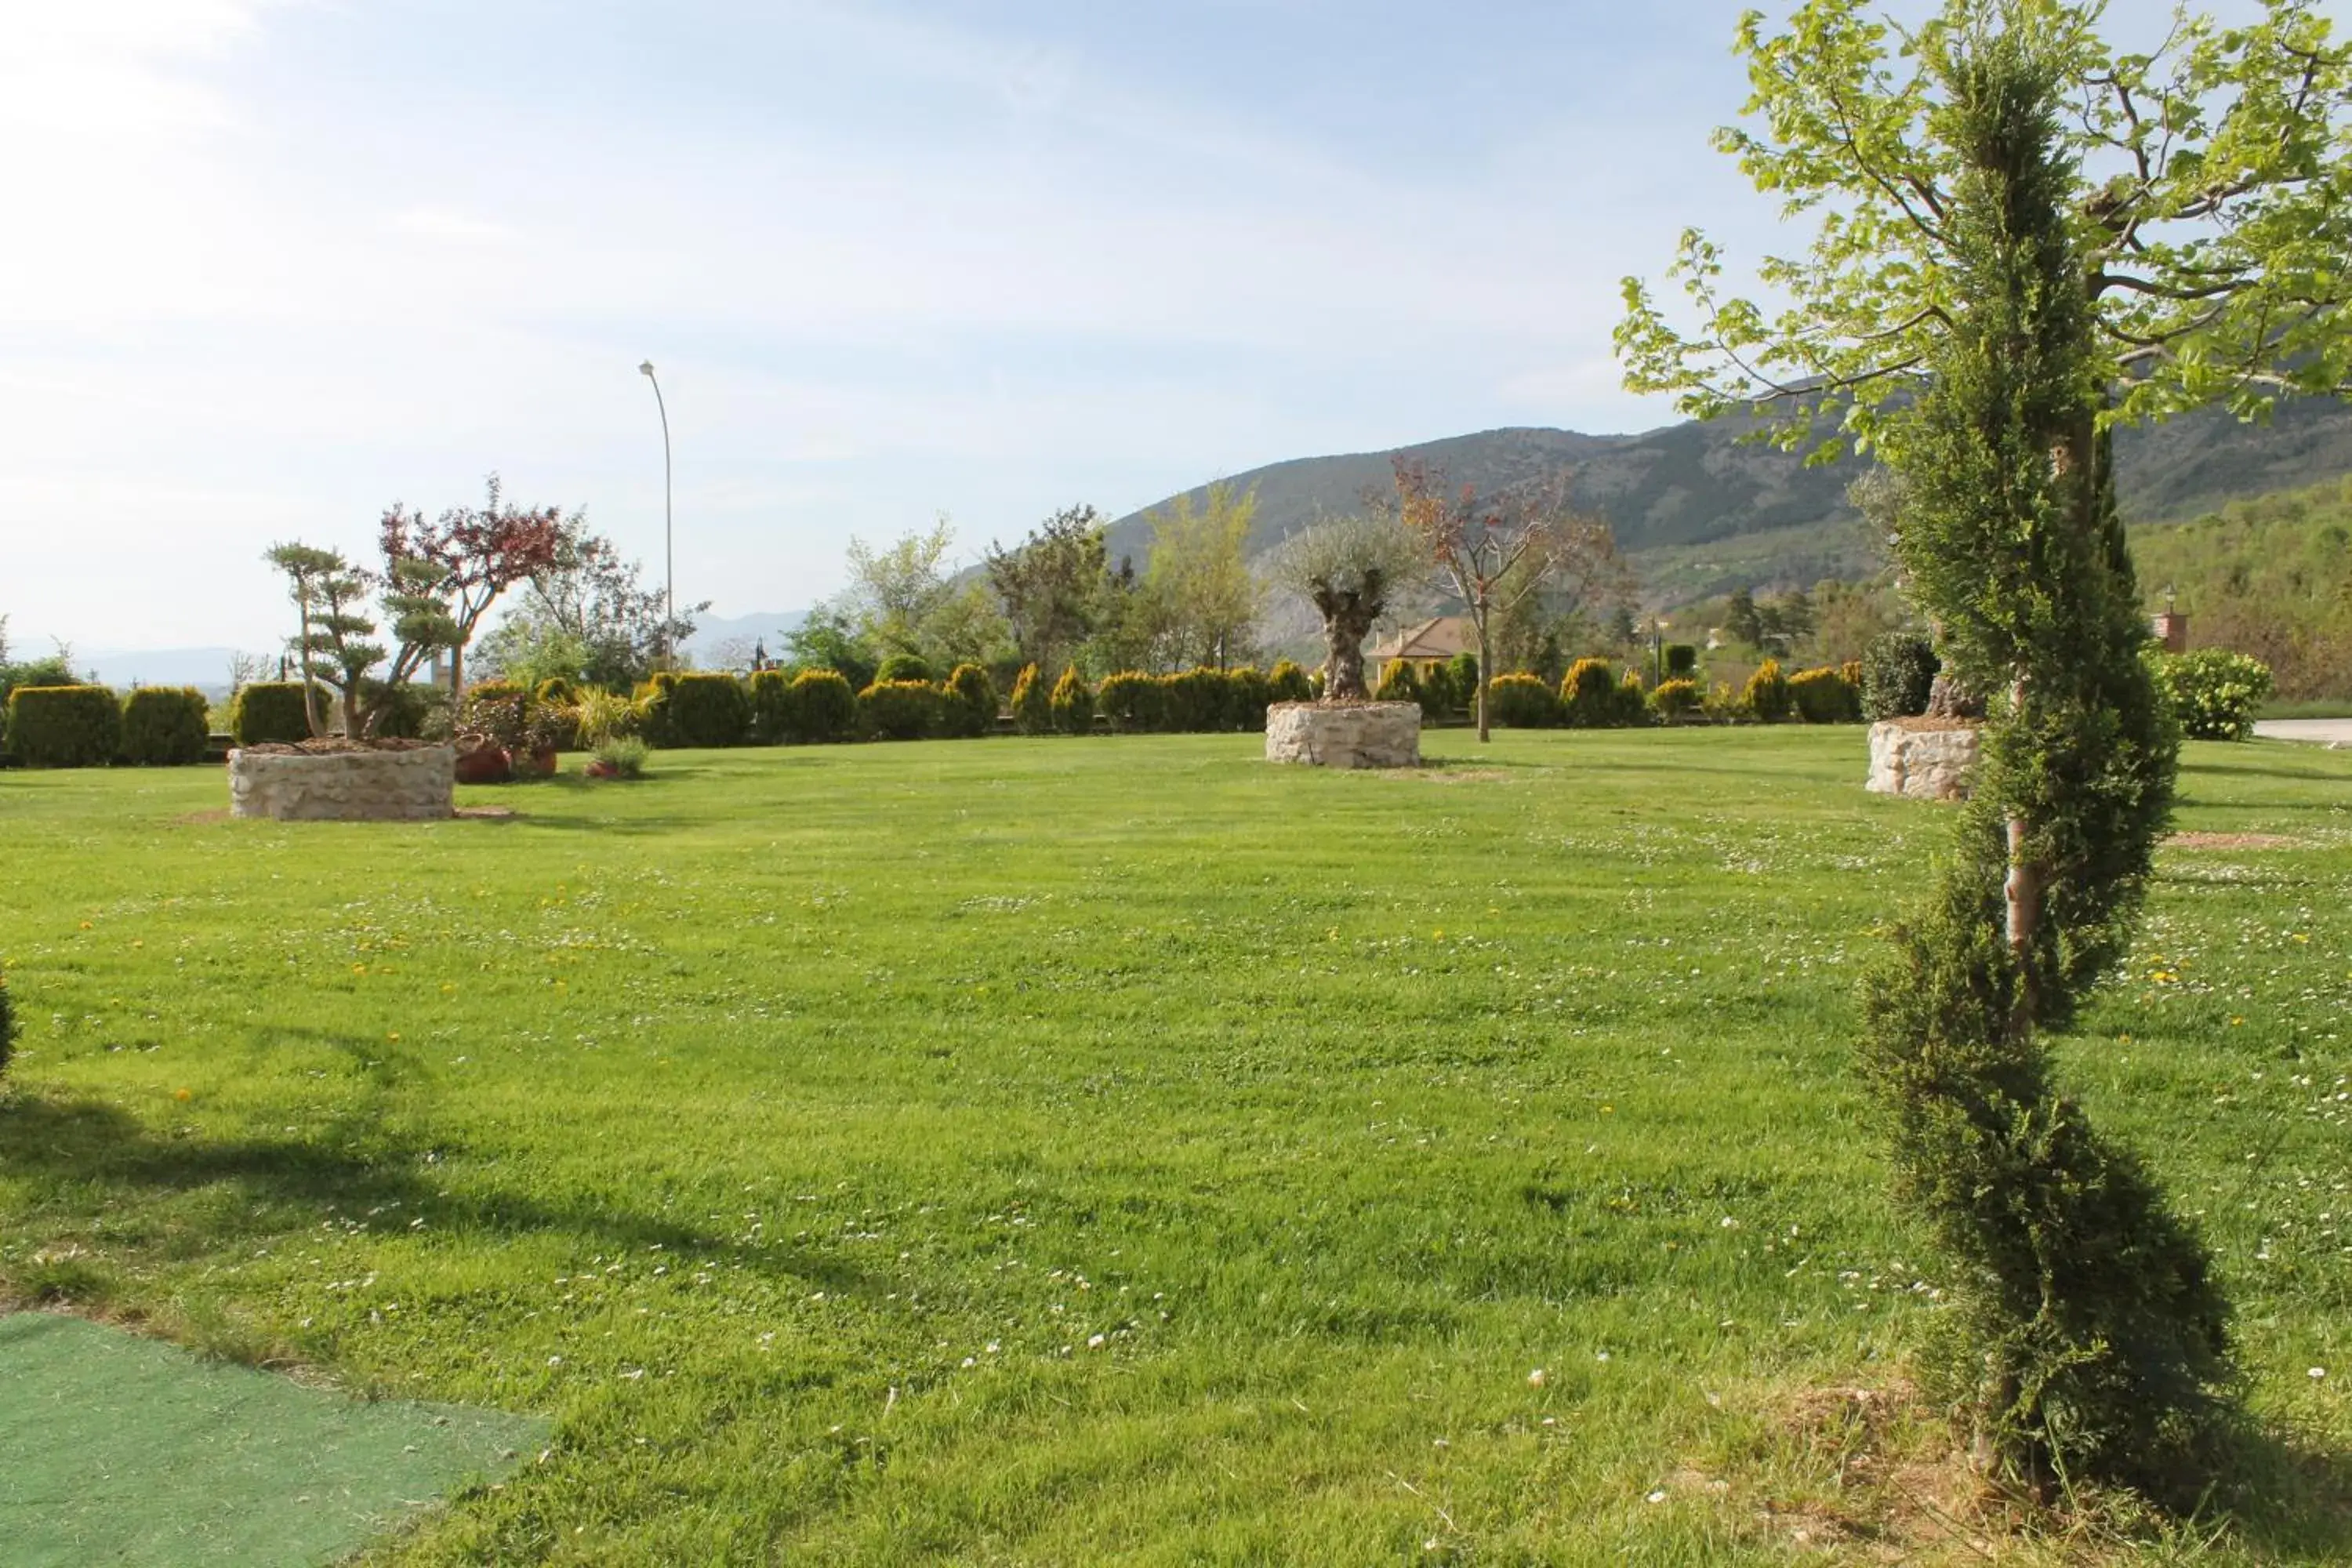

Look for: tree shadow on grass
[2198,1418,2352,1564]
[0,1093,869,1298]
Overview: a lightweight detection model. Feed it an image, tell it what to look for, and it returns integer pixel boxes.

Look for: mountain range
[1105,395,2352,605]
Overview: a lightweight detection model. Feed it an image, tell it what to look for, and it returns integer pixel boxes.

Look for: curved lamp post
[639,361,674,670]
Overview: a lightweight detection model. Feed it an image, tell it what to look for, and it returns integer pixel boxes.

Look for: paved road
[2254,718,2352,746]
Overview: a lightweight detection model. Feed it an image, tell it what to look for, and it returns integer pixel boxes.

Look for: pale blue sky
[0,0,2218,654]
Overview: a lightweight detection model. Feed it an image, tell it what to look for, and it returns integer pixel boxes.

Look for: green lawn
[2,730,2347,1564]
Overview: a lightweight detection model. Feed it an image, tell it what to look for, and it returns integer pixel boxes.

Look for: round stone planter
[228,743,457,822]
[1265,700,1421,770]
[1866,719,1980,802]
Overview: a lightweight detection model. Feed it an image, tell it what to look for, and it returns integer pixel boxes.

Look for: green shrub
[1559,659,1621,728]
[1445,652,1480,706]
[1161,668,1232,731]
[466,679,528,709]
[0,964,15,1080]
[364,681,441,741]
[1484,672,1559,727]
[874,653,935,685]
[1227,666,1273,730]
[747,670,799,745]
[1860,632,1940,720]
[459,689,532,753]
[1267,660,1313,706]
[120,687,210,765]
[535,677,579,709]
[1009,664,1053,735]
[5,685,122,768]
[1418,661,1457,720]
[663,673,752,748]
[1374,658,1422,712]
[1615,670,1650,726]
[858,679,941,740]
[1789,666,1864,724]
[1094,672,1167,733]
[1649,677,1701,722]
[1050,668,1093,735]
[2148,648,2274,741]
[592,736,651,778]
[940,665,997,739]
[1743,659,1792,723]
[789,670,858,743]
[229,682,313,746]
[1664,643,1699,680]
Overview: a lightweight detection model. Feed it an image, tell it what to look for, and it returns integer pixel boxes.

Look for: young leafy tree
[985,504,1110,675]
[379,474,566,697]
[485,514,703,691]
[1267,514,1425,701]
[1143,481,1262,670]
[1616,0,2352,1497]
[837,517,960,661]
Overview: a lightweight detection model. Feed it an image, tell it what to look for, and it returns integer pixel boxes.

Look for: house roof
[1367,616,1476,662]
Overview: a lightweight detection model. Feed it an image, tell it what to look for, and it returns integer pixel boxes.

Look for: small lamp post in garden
[638,361,674,671]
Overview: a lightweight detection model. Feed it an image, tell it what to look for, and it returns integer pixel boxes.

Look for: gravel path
[2253,718,2352,746]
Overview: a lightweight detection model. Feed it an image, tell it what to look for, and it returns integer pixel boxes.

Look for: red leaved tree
[380,474,567,696]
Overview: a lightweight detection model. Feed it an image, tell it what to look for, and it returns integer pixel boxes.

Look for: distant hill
[683,609,807,666]
[1105,397,2352,606]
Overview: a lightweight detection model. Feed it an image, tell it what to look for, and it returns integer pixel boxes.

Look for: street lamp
[639,361,674,670]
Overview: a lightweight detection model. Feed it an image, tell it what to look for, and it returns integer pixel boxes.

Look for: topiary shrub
[1049,668,1093,735]
[1446,652,1480,707]
[2147,649,2273,741]
[939,664,997,739]
[1861,632,1940,720]
[1009,664,1053,735]
[1790,666,1864,724]
[1615,670,1650,726]
[662,673,752,748]
[1743,659,1792,723]
[1374,658,1422,711]
[858,679,941,740]
[1418,660,1457,720]
[6,685,122,768]
[1559,659,1621,728]
[789,670,858,742]
[748,670,800,745]
[1484,672,1559,727]
[1094,672,1167,733]
[873,653,935,686]
[1161,668,1233,732]
[1267,659,1313,706]
[1664,643,1700,680]
[1649,677,1701,723]
[1228,666,1273,731]
[228,682,314,746]
[120,687,211,765]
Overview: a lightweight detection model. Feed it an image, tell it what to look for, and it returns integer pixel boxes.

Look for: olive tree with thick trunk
[1266,514,1425,702]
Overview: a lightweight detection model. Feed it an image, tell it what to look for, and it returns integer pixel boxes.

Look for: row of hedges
[1474,659,1867,728]
[4,685,212,768]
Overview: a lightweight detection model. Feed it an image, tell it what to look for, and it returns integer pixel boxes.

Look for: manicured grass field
[2,729,2347,1563]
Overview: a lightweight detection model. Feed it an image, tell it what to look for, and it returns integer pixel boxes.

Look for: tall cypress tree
[1857,26,2230,1499]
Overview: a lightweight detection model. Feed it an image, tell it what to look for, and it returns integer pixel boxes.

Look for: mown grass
[2,729,2347,1564]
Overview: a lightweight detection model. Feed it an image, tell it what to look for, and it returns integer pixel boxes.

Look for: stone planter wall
[1265,701,1421,770]
[1866,721,1980,802]
[228,745,457,822]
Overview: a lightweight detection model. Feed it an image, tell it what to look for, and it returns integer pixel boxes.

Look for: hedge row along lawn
[1,730,2347,1564]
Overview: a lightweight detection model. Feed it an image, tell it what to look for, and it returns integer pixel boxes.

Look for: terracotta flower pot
[454,744,513,785]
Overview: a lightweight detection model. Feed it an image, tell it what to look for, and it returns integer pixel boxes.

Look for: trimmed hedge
[230,682,314,746]
[1744,659,1792,723]
[1010,664,1053,735]
[2149,648,2274,741]
[748,669,798,744]
[1860,632,1939,720]
[874,653,935,685]
[940,665,997,739]
[1161,668,1230,732]
[1485,672,1559,728]
[858,679,941,740]
[1094,672,1167,734]
[6,685,122,768]
[1789,666,1864,724]
[1374,658,1422,712]
[1664,643,1699,680]
[1049,668,1093,735]
[791,670,858,742]
[661,673,751,747]
[1560,659,1627,728]
[122,687,211,765]
[1267,660,1314,706]
[1649,677,1701,723]
[1228,666,1273,731]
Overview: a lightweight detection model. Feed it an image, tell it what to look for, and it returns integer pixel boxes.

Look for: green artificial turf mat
[0,1312,546,1566]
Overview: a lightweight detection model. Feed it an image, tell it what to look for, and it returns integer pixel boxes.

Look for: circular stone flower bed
[1864,717,1980,802]
[227,739,456,822]
[1265,700,1421,770]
